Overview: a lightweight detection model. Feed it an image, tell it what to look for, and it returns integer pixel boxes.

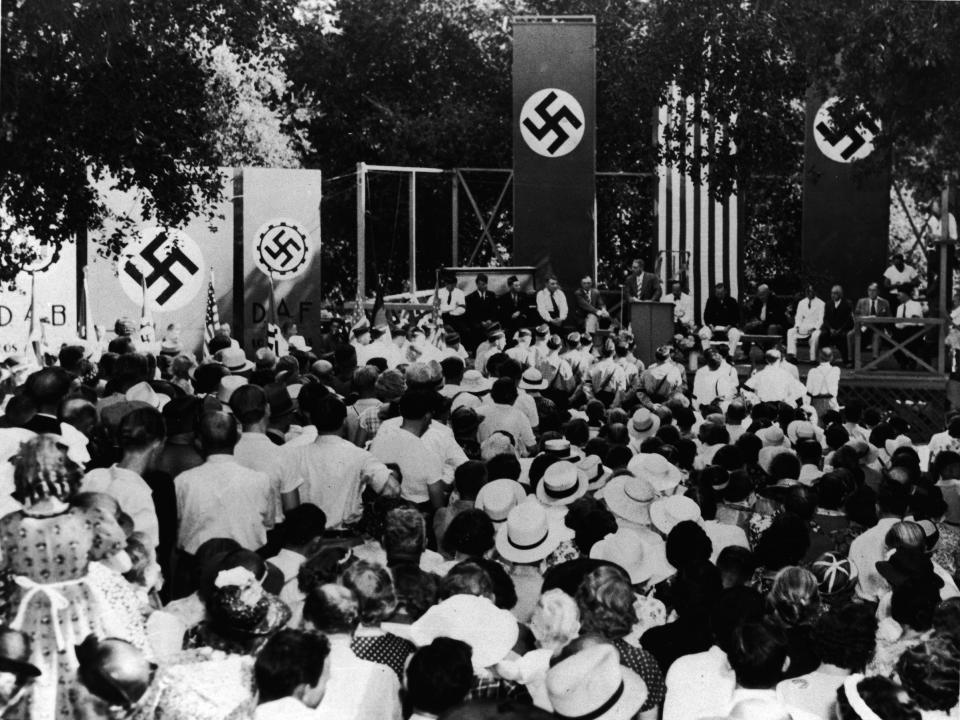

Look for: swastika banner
[512,18,596,291]
[240,167,323,356]
[801,90,890,299]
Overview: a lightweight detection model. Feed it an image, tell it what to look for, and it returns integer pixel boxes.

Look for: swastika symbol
[520,88,586,158]
[814,97,880,164]
[253,219,313,280]
[123,233,200,306]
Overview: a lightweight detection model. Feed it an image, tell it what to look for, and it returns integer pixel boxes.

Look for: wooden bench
[739,334,783,349]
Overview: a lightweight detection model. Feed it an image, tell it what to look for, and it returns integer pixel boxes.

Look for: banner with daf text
[239,167,323,356]
[512,18,596,291]
[801,91,890,300]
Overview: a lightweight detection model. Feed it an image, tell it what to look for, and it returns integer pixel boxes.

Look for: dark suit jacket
[572,288,605,323]
[22,413,61,435]
[465,289,499,325]
[625,272,662,301]
[703,296,741,328]
[853,296,891,317]
[744,295,788,329]
[823,299,854,332]
[498,291,530,326]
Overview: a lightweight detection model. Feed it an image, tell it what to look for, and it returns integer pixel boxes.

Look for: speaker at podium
[629,302,675,366]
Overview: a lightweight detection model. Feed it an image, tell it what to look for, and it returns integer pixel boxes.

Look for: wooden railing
[852,316,947,375]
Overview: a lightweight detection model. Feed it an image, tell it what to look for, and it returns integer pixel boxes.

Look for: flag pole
[28,272,42,366]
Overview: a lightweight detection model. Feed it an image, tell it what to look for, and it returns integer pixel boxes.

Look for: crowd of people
[0,271,957,720]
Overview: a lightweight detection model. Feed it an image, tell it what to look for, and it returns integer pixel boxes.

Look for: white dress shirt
[315,635,402,720]
[370,426,446,504]
[662,292,695,326]
[256,697,317,720]
[895,299,924,328]
[745,365,805,404]
[663,645,736,720]
[805,362,840,411]
[379,416,468,484]
[692,362,740,408]
[234,431,303,523]
[793,296,825,334]
[536,288,568,322]
[81,465,160,550]
[280,435,393,528]
[849,516,901,601]
[438,287,466,316]
[174,455,274,554]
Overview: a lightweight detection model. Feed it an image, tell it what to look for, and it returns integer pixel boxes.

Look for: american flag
[204,269,221,354]
[657,86,741,324]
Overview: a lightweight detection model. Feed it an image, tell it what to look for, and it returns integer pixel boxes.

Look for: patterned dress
[1,506,126,720]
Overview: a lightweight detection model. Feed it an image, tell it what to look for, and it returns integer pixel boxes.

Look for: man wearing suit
[699,282,743,358]
[464,273,499,350]
[572,275,609,333]
[847,282,891,362]
[822,285,855,365]
[624,258,662,301]
[743,284,788,336]
[498,275,530,334]
[20,367,72,435]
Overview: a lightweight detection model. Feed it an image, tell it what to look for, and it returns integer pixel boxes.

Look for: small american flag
[204,269,221,353]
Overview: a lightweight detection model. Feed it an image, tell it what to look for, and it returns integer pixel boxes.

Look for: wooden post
[356,162,366,298]
[939,176,951,374]
[451,171,459,267]
[409,171,417,294]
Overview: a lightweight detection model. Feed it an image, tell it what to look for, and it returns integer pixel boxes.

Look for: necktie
[871,300,876,315]
[550,291,560,318]
[447,289,452,304]
[760,303,767,321]
[808,299,812,308]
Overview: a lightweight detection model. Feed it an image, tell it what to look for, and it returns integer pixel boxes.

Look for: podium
[629,301,675,366]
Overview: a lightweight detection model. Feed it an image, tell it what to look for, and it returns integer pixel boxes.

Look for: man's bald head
[24,367,72,413]
[76,636,153,708]
[197,410,239,454]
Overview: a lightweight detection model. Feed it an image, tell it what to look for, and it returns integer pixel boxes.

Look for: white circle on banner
[118,228,205,311]
[252,218,312,279]
[813,97,881,164]
[520,88,586,158]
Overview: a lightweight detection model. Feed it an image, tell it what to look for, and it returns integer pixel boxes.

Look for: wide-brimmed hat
[589,528,659,584]
[216,347,254,373]
[884,435,912,457]
[209,568,290,637]
[627,408,660,441]
[536,461,587,506]
[576,455,608,491]
[475,478,527,523]
[756,425,790,448]
[519,368,548,391]
[786,420,820,445]
[876,547,943,589]
[495,498,562,564]
[481,433,519,461]
[626,453,682,495]
[216,375,249,404]
[546,644,647,720]
[845,440,879,466]
[597,474,656,526]
[124,381,170,410]
[0,630,40,679]
[649,495,702,536]
[288,335,312,353]
[544,438,579,461]
[460,370,493,394]
[410,595,519,670]
[757,446,795,477]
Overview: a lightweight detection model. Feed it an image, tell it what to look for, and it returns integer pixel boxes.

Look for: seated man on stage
[848,282,891,361]
[742,284,787,337]
[699,282,743,358]
[498,275,529,333]
[536,275,569,332]
[661,279,695,334]
[624,257,662,301]
[822,285,854,365]
[572,275,609,333]
[437,272,466,335]
[892,284,925,369]
[786,284,824,363]
[464,272,498,350]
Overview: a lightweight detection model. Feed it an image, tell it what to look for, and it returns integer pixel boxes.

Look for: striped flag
[203,269,221,357]
[266,272,288,357]
[657,87,741,324]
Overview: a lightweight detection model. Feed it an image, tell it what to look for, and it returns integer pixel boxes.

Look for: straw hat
[626,453,682,495]
[597,474,656,526]
[124,381,170,410]
[543,438,579,461]
[460,370,493,393]
[410,595,519,670]
[757,446,795,476]
[884,435,912,457]
[786,420,820,445]
[495,498,562,564]
[649,495,702,537]
[546,644,647,720]
[288,335,312,353]
[216,375,249,404]
[519,368,548,391]
[576,455,609,492]
[756,425,790,448]
[216,347,254,373]
[475,479,527,523]
[627,408,660,441]
[845,439,879,466]
[589,528,659,584]
[536,461,587,506]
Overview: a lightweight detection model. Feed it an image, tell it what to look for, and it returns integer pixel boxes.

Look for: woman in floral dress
[1,436,127,720]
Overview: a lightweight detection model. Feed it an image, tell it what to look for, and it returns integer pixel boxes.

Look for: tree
[0,0,298,283]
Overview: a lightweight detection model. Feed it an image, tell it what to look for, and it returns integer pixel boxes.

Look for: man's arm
[650,275,662,301]
[575,290,601,315]
[557,292,569,321]
[536,292,552,322]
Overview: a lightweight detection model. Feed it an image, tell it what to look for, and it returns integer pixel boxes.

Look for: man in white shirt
[883,253,919,296]
[437,273,466,336]
[254,629,332,720]
[849,480,908,601]
[692,347,740,411]
[174,411,275,555]
[805,347,841,412]
[281,395,399,529]
[661,279,695,332]
[536,275,569,331]
[477,377,537,457]
[786,284,825,362]
[744,349,805,405]
[370,389,449,508]
[892,285,925,369]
